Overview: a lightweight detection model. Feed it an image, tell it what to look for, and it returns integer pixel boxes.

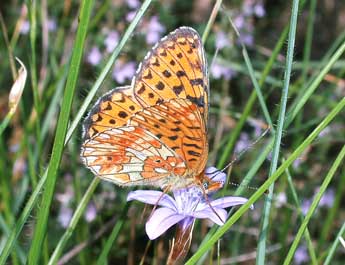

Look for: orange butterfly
[81,27,222,192]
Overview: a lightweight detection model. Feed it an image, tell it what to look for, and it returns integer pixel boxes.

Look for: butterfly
[81,27,222,192]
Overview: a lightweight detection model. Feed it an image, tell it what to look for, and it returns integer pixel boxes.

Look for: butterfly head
[197,166,226,194]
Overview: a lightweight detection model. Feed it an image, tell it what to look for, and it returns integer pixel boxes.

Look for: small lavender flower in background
[254,3,266,17]
[145,16,165,45]
[210,62,234,80]
[239,33,254,46]
[47,18,57,32]
[127,167,251,240]
[112,60,136,84]
[294,245,309,265]
[20,20,30,34]
[232,0,266,47]
[293,157,303,169]
[234,15,245,30]
[318,126,331,138]
[317,188,335,208]
[215,31,231,50]
[84,202,97,222]
[104,30,119,53]
[56,174,74,227]
[87,46,102,66]
[126,0,140,9]
[243,0,265,17]
[234,133,250,153]
[58,206,73,228]
[301,199,311,216]
[126,11,136,22]
[275,192,287,208]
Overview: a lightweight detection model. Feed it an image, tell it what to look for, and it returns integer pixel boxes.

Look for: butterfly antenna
[204,126,270,189]
[220,126,270,173]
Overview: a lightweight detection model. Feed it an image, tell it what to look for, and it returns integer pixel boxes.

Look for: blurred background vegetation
[0,0,345,264]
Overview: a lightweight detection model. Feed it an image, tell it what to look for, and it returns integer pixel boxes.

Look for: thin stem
[256,1,299,264]
[167,220,195,265]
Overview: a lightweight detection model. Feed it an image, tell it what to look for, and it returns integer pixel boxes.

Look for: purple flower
[20,20,30,34]
[254,4,266,17]
[293,158,303,169]
[87,46,102,66]
[58,205,73,228]
[84,202,97,222]
[301,199,311,215]
[275,192,287,208]
[234,133,250,153]
[104,30,119,53]
[126,11,136,22]
[127,167,251,240]
[112,60,136,84]
[47,18,57,32]
[234,15,245,30]
[239,33,254,46]
[145,16,165,45]
[126,0,140,9]
[294,245,309,264]
[318,126,331,138]
[215,31,231,50]
[210,62,234,80]
[317,188,335,208]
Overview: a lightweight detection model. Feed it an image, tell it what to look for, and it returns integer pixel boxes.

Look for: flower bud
[9,57,27,114]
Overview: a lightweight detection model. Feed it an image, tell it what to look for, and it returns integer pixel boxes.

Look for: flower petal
[193,207,227,225]
[205,166,226,183]
[209,196,251,209]
[145,208,185,240]
[127,190,177,210]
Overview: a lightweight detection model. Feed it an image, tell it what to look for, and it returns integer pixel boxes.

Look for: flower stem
[167,219,195,265]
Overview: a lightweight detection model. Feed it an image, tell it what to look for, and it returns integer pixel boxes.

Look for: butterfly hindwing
[81,126,188,187]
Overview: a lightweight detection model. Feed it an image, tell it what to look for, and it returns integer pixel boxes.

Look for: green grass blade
[324,221,345,265]
[27,1,95,263]
[285,164,317,264]
[283,145,345,265]
[257,1,300,264]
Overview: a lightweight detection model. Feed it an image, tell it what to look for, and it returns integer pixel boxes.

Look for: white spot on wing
[129,172,143,181]
[157,145,174,160]
[121,164,143,173]
[126,148,147,160]
[155,168,168,174]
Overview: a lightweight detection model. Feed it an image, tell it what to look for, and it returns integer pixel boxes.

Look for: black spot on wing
[186,95,205,107]
[187,150,201,157]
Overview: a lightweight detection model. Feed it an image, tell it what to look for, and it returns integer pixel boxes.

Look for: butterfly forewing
[133,27,209,122]
[83,86,142,140]
[81,27,210,190]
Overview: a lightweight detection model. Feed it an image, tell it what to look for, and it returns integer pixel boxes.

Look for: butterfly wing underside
[81,27,209,189]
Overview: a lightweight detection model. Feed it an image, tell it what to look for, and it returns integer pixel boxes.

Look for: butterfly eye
[202,181,208,190]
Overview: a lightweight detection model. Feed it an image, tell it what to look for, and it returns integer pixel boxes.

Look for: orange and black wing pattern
[81,27,209,190]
